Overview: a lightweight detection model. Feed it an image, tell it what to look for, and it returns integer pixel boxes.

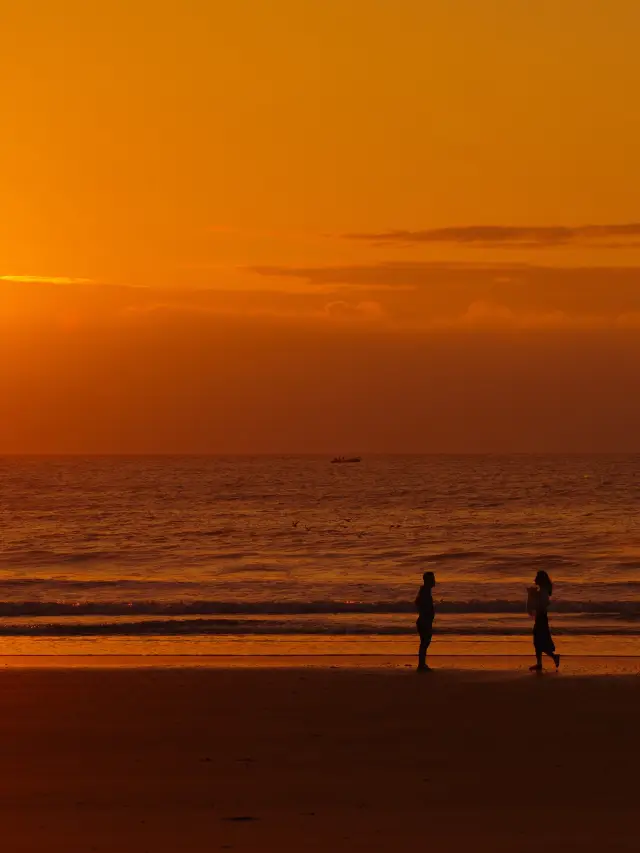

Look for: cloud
[249,260,640,328]
[0,275,96,284]
[445,300,589,330]
[5,263,640,332]
[0,275,389,331]
[249,259,640,292]
[342,224,640,248]
[250,261,492,287]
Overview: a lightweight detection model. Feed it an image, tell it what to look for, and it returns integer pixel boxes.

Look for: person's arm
[536,588,550,614]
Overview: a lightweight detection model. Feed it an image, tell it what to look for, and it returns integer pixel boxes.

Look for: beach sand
[1,659,638,852]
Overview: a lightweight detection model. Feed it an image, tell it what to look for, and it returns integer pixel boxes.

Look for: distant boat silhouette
[331,456,361,464]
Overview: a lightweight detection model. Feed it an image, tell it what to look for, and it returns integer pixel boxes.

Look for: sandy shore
[1,661,638,852]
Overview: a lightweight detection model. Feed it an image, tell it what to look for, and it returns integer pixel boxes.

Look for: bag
[526,585,539,617]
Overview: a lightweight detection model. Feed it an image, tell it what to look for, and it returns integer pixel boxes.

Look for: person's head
[535,570,553,596]
[423,571,436,589]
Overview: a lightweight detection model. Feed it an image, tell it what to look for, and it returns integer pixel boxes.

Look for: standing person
[528,570,561,672]
[415,571,436,672]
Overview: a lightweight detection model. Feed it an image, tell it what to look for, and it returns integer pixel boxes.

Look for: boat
[331,456,361,464]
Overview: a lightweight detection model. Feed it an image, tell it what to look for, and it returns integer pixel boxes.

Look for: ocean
[1,454,639,656]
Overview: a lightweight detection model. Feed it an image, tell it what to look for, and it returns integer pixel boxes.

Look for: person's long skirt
[533,612,555,656]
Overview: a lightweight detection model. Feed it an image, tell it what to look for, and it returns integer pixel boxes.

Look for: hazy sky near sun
[2,1,640,452]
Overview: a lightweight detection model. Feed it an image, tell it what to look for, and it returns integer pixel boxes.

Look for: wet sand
[1,661,638,851]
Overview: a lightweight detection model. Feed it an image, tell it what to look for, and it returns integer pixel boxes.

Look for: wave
[1,618,640,637]
[0,551,123,566]
[1,599,640,617]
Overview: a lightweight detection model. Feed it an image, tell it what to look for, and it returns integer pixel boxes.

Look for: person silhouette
[528,570,561,672]
[415,571,436,672]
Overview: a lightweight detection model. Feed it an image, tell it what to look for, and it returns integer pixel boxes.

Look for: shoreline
[2,653,639,674]
[2,631,639,657]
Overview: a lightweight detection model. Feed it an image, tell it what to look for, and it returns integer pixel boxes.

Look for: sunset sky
[2,0,640,452]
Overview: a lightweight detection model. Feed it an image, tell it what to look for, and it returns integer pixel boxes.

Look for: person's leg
[418,636,427,669]
[543,628,559,667]
[530,619,544,671]
[417,620,432,670]
[530,629,543,671]
[545,646,560,668]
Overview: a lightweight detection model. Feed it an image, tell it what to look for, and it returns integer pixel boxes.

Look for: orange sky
[2,1,640,452]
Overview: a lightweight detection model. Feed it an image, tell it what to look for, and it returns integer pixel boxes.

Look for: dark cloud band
[342,224,640,247]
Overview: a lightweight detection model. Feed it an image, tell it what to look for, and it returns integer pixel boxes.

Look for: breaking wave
[1,617,640,637]
[1,598,640,618]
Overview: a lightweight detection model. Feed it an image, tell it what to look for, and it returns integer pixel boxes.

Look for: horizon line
[2,451,640,458]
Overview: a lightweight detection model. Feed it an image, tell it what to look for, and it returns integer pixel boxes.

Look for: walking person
[527,570,561,672]
[415,571,436,672]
